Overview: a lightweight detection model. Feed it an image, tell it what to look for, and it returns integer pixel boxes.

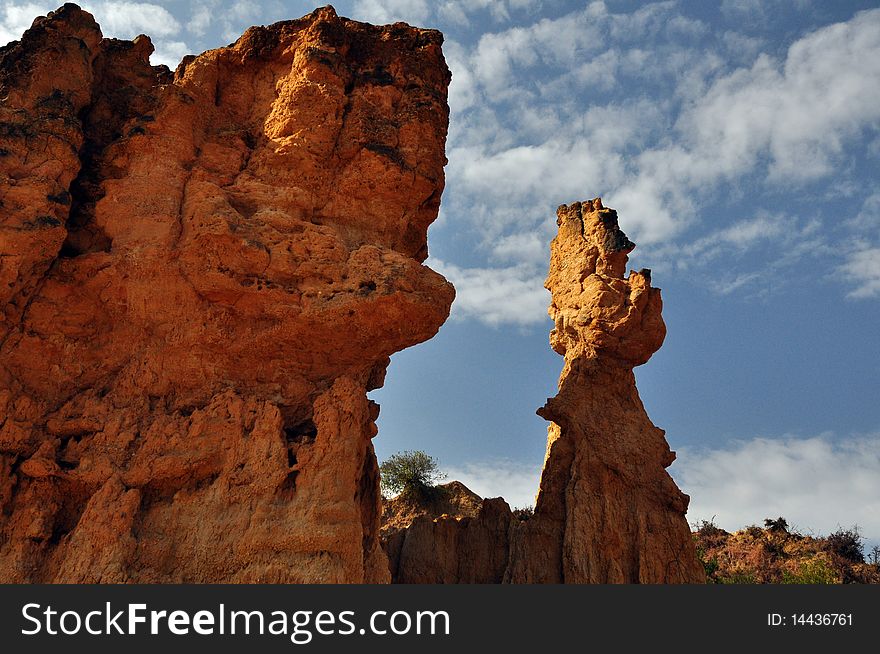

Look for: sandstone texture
[505,198,703,583]
[0,4,453,582]
[381,480,514,583]
[382,200,704,584]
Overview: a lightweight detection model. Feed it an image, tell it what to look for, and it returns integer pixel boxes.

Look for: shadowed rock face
[381,200,704,584]
[0,4,453,582]
[381,480,513,584]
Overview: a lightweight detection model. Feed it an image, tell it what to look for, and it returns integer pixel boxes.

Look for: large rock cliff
[0,4,453,582]
[382,199,704,584]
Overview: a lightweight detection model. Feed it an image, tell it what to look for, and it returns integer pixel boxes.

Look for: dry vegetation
[380,480,484,534]
[693,517,880,584]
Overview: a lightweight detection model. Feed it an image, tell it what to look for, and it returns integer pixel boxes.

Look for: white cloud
[837,193,880,298]
[839,246,880,299]
[0,1,182,44]
[849,192,880,235]
[720,30,765,63]
[183,0,272,43]
[351,0,532,28]
[81,1,181,38]
[674,433,880,544]
[666,14,708,38]
[717,214,785,247]
[0,1,53,44]
[447,433,880,545]
[720,0,769,19]
[706,271,764,296]
[491,232,547,265]
[620,5,880,234]
[150,38,188,68]
[434,5,880,325]
[444,459,542,510]
[664,212,802,265]
[0,1,189,68]
[187,1,213,37]
[350,0,431,25]
[443,40,480,112]
[677,8,880,184]
[721,0,813,22]
[640,211,830,295]
[445,99,662,248]
[464,2,692,99]
[430,259,550,327]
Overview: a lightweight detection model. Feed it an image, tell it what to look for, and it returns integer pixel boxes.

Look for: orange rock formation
[0,4,453,582]
[382,200,704,583]
[505,198,703,583]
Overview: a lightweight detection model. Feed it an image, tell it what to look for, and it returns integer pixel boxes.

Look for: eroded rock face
[379,200,703,584]
[505,198,703,583]
[381,481,513,583]
[0,4,453,582]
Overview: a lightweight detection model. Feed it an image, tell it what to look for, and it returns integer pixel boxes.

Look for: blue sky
[3,0,878,543]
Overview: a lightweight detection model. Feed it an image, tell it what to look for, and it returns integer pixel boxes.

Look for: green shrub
[824,527,864,564]
[379,450,445,501]
[764,517,789,533]
[695,546,719,582]
[781,558,839,584]
[719,571,757,584]
[694,518,725,539]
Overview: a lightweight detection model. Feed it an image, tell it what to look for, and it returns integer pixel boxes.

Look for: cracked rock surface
[0,3,452,582]
[505,198,704,583]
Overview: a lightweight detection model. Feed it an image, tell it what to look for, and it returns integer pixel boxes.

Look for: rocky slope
[0,4,453,582]
[381,200,704,583]
[694,521,880,584]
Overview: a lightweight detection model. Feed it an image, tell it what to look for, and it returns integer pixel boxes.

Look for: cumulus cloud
[674,433,880,544]
[431,259,550,327]
[444,459,542,510]
[0,0,54,43]
[445,98,664,248]
[0,1,188,66]
[491,232,547,265]
[429,5,880,325]
[149,38,189,68]
[184,0,280,42]
[676,10,880,183]
[82,1,180,38]
[612,7,880,238]
[186,2,211,37]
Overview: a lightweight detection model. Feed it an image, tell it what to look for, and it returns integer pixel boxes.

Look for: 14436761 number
[768,613,853,627]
